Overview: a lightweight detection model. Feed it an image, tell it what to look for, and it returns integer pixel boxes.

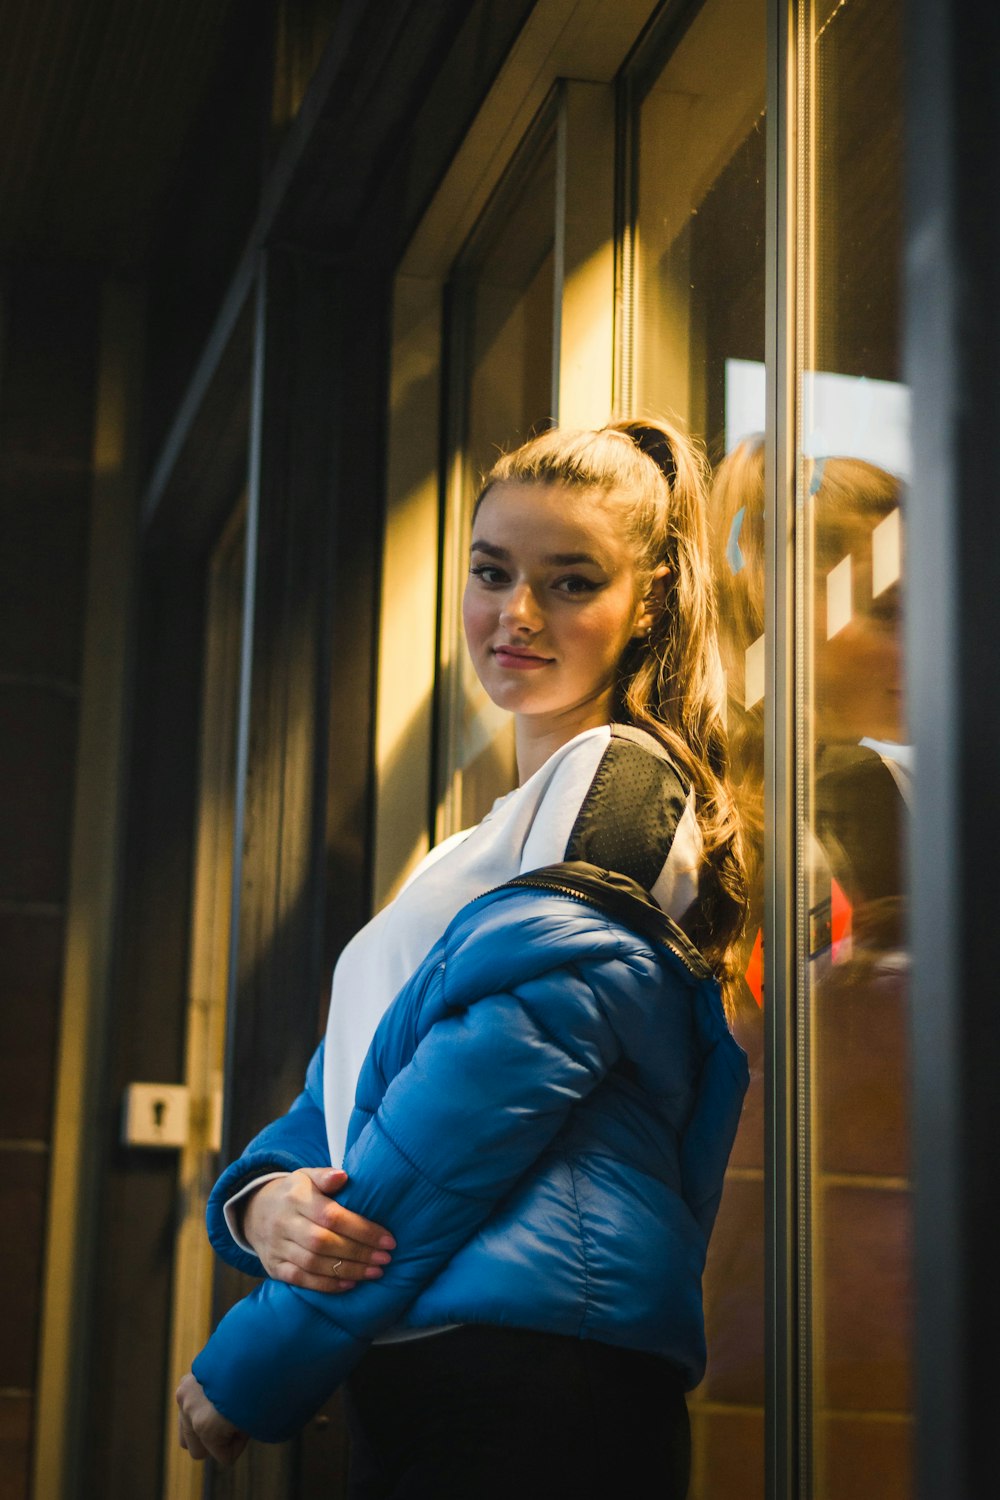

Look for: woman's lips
[492,646,553,670]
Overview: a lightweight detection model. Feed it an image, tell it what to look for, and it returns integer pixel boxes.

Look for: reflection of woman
[809,457,904,748]
[710,436,766,1002]
[711,439,907,964]
[712,440,903,742]
[176,420,750,1498]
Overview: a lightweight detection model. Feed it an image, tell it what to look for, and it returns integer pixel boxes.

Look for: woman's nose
[500,583,542,633]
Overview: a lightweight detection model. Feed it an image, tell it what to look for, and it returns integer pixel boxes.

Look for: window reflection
[806,455,912,1495]
[813,461,904,747]
[802,0,911,1492]
[629,1,767,1493]
[712,435,765,963]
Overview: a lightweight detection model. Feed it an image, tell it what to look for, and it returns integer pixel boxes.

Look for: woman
[176,419,749,1497]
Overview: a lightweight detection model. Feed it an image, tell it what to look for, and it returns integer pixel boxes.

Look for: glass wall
[624,1,911,1491]
[625,2,767,1492]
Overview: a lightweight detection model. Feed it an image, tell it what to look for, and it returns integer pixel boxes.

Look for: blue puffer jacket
[193,862,749,1442]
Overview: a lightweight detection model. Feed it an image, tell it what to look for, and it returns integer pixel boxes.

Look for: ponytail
[478,418,748,1012]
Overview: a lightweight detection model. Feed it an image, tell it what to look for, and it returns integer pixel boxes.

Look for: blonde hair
[478,418,748,1007]
[709,437,766,981]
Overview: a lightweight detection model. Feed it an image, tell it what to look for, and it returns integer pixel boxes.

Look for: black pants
[344,1325,691,1499]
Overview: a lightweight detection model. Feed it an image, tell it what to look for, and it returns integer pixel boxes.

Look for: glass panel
[438,114,558,834]
[798,0,912,1495]
[628,3,767,1495]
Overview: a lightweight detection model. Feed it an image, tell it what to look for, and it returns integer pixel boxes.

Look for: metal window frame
[904,2,1000,1497]
[764,1,798,1494]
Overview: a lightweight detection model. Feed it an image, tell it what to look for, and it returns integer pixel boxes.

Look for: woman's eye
[469,563,507,585]
[555,575,600,595]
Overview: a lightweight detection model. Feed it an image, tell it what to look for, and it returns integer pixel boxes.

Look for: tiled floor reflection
[813,935,913,1497]
[816,958,909,1178]
[691,1404,765,1500]
[701,1174,766,1408]
[688,989,766,1499]
[821,1413,913,1500]
[822,1183,913,1412]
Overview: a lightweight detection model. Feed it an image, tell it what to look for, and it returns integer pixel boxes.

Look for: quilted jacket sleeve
[205,1044,330,1278]
[191,950,642,1441]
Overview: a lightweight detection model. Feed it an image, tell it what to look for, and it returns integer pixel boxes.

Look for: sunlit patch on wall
[744,634,765,709]
[826,555,853,640]
[872,507,901,597]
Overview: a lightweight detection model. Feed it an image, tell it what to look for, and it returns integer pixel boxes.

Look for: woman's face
[462,481,653,737]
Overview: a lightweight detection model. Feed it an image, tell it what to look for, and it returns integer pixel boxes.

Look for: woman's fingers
[297,1213,394,1267]
[268,1257,360,1294]
[176,1373,248,1466]
[243,1168,395,1292]
[298,1169,397,1250]
[269,1227,388,1291]
[178,1408,209,1459]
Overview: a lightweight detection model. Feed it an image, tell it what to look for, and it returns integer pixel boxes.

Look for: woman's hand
[241,1167,395,1293]
[176,1373,248,1466]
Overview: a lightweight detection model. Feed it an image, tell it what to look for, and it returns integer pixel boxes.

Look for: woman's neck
[514,699,614,783]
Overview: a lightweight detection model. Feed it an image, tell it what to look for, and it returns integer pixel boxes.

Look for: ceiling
[0,0,238,269]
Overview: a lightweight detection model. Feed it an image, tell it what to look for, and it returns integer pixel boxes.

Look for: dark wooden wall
[0,5,540,1498]
[0,266,101,1499]
[81,548,208,1499]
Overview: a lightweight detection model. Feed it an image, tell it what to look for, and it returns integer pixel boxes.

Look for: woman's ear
[633,564,671,637]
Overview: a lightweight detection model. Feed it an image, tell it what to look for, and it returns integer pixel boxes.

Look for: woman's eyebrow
[469,539,604,567]
[468,540,509,559]
[543,552,603,566]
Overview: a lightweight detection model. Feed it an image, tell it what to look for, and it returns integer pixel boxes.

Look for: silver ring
[332,1259,343,1274]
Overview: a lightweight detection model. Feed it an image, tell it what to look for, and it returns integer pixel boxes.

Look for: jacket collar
[501,860,712,980]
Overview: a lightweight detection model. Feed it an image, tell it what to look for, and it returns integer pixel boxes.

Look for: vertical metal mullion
[794,1,822,1492]
[764,1,798,1497]
[791,2,814,1495]
[435,262,480,843]
[219,257,264,1157]
[551,78,566,424]
[611,67,636,419]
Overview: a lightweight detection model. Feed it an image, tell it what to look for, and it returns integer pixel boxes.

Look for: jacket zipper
[470,870,712,980]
